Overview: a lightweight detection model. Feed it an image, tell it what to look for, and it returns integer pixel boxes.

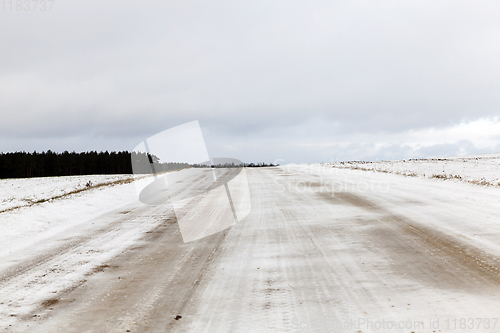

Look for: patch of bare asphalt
[0,190,182,287]
[22,213,229,333]
[383,214,500,290]
[317,190,500,292]
[317,191,383,212]
[0,201,164,287]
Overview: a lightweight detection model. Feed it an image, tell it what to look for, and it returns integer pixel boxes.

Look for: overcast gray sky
[1,0,500,163]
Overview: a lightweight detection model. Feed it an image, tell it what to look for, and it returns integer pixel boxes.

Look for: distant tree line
[0,151,133,178]
[191,162,278,168]
[0,150,279,179]
[130,152,191,174]
[243,162,278,168]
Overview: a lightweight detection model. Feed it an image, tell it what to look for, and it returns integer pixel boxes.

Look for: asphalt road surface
[2,167,500,332]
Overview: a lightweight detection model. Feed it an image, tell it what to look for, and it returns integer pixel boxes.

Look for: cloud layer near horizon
[1,0,500,162]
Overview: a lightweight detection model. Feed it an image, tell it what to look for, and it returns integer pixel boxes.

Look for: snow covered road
[1,166,500,332]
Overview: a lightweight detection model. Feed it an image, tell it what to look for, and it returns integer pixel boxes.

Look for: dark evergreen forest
[0,151,133,178]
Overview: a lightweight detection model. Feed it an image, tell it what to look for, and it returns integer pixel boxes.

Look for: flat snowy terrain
[331,153,500,187]
[0,174,136,212]
[1,156,500,332]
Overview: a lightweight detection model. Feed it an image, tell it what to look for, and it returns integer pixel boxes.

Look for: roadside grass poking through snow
[330,155,500,188]
[0,177,136,214]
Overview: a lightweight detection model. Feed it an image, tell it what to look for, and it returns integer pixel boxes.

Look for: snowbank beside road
[0,174,139,212]
[0,174,153,261]
[330,153,500,187]
[0,174,164,327]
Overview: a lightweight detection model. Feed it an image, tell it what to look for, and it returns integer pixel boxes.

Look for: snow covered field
[0,174,155,257]
[1,158,500,332]
[0,173,159,329]
[330,153,500,187]
[0,174,138,212]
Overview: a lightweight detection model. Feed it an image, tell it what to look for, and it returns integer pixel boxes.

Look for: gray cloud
[1,0,500,161]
